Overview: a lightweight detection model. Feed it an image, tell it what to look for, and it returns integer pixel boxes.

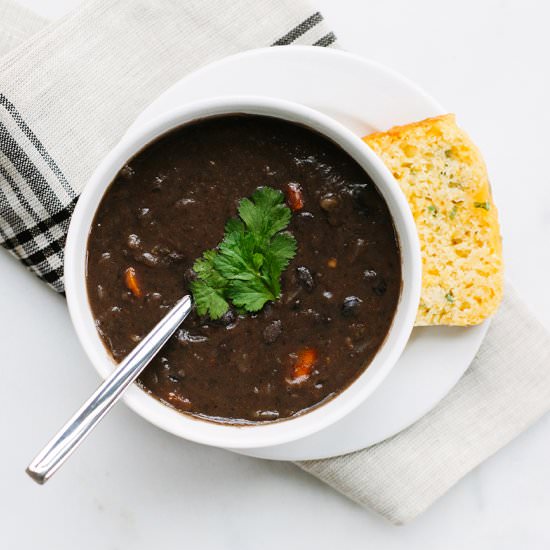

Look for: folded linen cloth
[0,1,46,53]
[1,0,549,525]
[0,0,336,290]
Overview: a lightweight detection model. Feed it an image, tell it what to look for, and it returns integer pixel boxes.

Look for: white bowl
[65,96,421,450]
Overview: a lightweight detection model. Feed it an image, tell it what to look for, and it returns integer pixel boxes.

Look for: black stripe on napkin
[272,12,324,45]
[0,94,72,196]
[0,95,76,292]
[0,202,74,293]
[0,122,67,217]
[20,235,65,266]
[0,197,77,251]
[313,32,337,48]
[35,263,65,287]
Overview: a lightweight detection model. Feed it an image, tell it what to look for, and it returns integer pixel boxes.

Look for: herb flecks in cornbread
[364,114,503,326]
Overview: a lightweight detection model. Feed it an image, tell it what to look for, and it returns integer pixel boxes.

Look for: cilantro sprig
[190,187,297,319]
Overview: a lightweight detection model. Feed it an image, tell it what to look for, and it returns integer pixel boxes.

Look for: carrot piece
[289,347,317,383]
[286,182,304,211]
[124,266,142,297]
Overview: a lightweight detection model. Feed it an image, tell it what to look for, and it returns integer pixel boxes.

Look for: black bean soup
[86,115,401,424]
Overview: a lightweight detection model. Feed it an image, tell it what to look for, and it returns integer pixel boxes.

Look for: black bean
[136,252,159,267]
[127,234,141,250]
[168,251,185,262]
[319,193,340,212]
[151,174,167,191]
[177,329,208,344]
[146,292,162,303]
[188,333,208,343]
[342,296,363,317]
[151,244,170,256]
[184,268,197,283]
[372,277,387,296]
[218,309,236,327]
[119,164,134,180]
[296,266,315,291]
[263,320,282,344]
[175,197,196,208]
[351,184,370,208]
[363,269,377,279]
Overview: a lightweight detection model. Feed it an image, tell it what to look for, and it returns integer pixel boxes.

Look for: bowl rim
[64,95,421,449]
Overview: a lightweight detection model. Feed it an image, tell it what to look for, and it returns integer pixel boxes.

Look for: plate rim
[125,45,490,460]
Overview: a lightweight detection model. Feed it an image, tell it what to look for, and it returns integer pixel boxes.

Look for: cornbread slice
[364,114,503,326]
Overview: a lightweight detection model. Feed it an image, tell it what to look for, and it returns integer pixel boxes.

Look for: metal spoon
[26,295,193,484]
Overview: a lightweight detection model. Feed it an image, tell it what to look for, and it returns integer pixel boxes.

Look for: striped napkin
[2,0,550,525]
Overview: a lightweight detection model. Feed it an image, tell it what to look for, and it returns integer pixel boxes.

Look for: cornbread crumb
[364,115,503,326]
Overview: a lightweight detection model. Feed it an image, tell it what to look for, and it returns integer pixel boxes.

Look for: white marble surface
[2,0,550,547]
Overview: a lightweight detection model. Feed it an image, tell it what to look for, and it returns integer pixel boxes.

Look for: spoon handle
[26,295,193,484]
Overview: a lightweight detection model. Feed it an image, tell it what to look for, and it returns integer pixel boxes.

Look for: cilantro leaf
[263,232,297,296]
[189,186,297,319]
[190,280,230,319]
[215,231,258,280]
[192,249,226,288]
[224,217,245,239]
[238,186,291,241]
[226,278,275,312]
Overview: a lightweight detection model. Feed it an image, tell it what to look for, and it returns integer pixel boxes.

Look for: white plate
[126,46,489,461]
